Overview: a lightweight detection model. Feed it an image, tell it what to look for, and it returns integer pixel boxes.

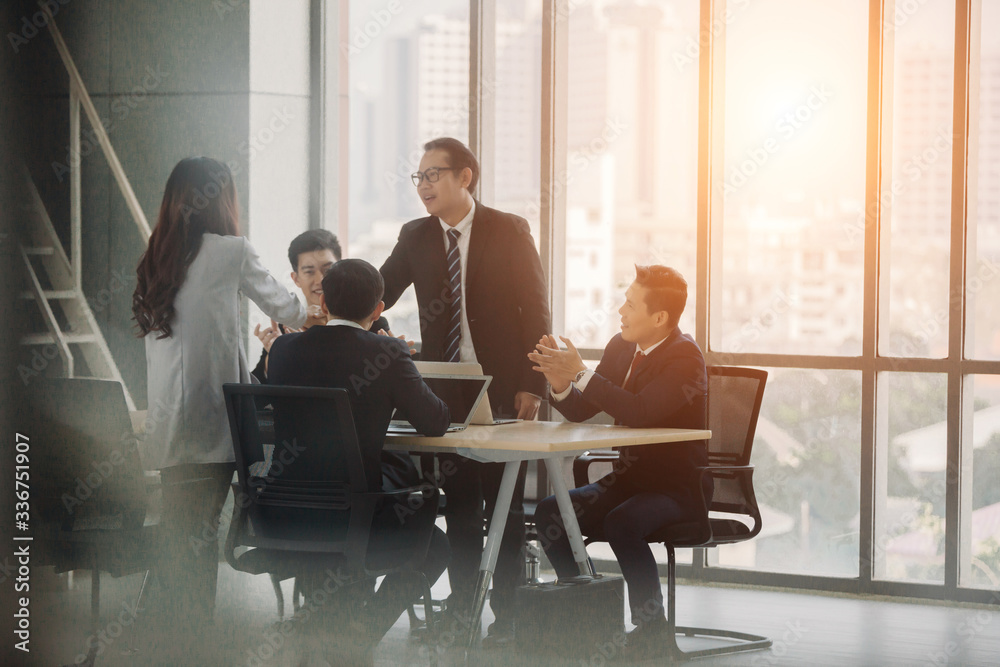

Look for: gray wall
[18,0,313,408]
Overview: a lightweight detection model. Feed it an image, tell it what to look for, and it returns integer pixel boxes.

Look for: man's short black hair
[288,229,342,271]
[634,265,687,329]
[322,259,384,322]
[423,137,480,194]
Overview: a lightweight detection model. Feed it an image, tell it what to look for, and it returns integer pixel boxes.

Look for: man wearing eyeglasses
[380,137,550,646]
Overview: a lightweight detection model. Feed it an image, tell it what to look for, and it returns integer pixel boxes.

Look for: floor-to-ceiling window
[331,0,1000,604]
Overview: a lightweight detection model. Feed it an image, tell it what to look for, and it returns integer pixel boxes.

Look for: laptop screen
[390,374,491,428]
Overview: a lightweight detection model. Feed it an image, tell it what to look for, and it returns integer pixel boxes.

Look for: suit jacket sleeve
[389,341,450,436]
[239,238,307,328]
[550,347,617,423]
[510,218,551,396]
[251,348,268,383]
[581,352,706,428]
[379,227,414,310]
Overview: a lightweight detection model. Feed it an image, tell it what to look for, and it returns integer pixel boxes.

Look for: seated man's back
[268,323,449,490]
[260,258,451,657]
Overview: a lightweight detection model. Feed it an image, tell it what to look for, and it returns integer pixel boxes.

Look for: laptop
[413,361,521,425]
[386,373,492,435]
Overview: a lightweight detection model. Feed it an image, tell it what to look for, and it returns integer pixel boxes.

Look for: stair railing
[42,3,152,293]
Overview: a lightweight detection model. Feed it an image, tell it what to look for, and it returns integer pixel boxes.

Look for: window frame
[324,0,1000,605]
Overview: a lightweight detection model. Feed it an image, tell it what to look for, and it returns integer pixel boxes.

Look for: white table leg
[466,460,520,648]
[544,456,595,576]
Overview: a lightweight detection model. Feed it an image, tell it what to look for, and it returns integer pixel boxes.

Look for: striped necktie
[443,228,462,362]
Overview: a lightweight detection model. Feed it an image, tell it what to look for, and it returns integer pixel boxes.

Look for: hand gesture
[378,328,417,355]
[253,319,282,353]
[527,334,586,394]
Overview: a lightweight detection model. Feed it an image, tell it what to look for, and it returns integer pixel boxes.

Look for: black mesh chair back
[223,383,438,577]
[707,368,765,466]
[701,366,768,538]
[28,377,146,533]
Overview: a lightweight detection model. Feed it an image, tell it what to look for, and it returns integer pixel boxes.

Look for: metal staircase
[19,170,138,410]
[18,6,152,411]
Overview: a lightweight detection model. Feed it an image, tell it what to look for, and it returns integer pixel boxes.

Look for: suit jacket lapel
[628,329,680,390]
[465,201,492,290]
[421,217,448,286]
[612,339,637,387]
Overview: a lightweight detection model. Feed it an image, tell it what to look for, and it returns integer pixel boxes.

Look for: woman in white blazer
[132,157,306,636]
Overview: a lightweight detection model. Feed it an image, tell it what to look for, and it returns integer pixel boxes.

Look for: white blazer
[142,234,306,469]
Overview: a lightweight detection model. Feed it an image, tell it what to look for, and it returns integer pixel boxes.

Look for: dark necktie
[623,350,645,392]
[444,228,462,362]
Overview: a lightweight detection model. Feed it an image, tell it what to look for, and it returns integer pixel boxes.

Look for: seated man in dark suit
[528,265,709,660]
[268,258,451,660]
[257,228,415,491]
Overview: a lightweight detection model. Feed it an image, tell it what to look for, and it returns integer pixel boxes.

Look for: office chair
[222,384,441,663]
[28,378,162,667]
[573,366,772,660]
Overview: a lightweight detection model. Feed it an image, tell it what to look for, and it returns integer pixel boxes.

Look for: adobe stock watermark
[188,438,306,558]
[515,116,628,222]
[718,84,833,199]
[886,257,999,365]
[59,399,175,515]
[673,0,752,72]
[72,601,142,664]
[51,66,170,182]
[845,126,953,243]
[888,0,931,30]
[383,78,499,192]
[925,592,1000,666]
[708,288,797,365]
[750,619,807,666]
[7,0,71,54]
[236,566,353,667]
[241,107,295,162]
[340,0,403,56]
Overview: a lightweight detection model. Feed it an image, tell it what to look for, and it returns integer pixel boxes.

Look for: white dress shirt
[550,334,672,402]
[438,201,478,363]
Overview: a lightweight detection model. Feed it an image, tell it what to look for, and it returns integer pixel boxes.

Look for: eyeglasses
[411,167,456,186]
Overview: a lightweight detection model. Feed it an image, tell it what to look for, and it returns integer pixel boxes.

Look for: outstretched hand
[378,328,417,355]
[253,319,282,353]
[527,334,587,394]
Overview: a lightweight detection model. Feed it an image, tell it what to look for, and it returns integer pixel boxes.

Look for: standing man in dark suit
[528,265,709,661]
[267,258,451,662]
[379,137,551,642]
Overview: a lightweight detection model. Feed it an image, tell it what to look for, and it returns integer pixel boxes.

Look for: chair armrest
[573,450,619,488]
[695,465,762,539]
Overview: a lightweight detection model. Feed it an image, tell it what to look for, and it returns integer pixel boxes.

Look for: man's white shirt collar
[636,335,670,358]
[438,200,476,235]
[326,318,365,330]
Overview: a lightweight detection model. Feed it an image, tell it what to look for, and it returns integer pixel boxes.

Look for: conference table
[383,420,711,649]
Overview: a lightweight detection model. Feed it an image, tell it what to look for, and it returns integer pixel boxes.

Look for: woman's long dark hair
[133,157,240,338]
